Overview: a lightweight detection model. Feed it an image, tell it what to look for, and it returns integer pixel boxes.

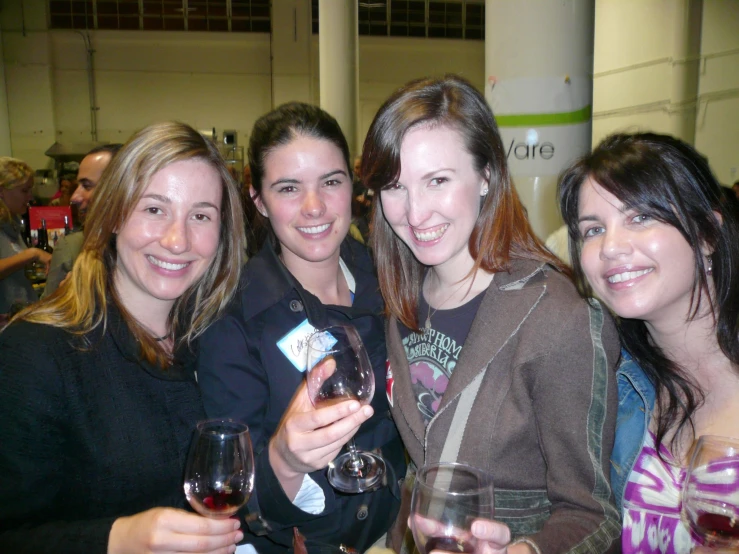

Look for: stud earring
[481,187,489,196]
[707,255,713,275]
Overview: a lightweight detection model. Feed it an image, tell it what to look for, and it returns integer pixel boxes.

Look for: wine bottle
[37,219,54,254]
[63,215,71,236]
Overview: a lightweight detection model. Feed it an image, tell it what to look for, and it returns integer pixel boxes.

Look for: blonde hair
[14,122,246,368]
[0,157,34,223]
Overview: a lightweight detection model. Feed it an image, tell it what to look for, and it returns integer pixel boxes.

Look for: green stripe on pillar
[495,105,592,127]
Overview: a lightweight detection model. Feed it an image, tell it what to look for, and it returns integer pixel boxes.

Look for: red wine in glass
[306,325,386,493]
[683,435,739,549]
[410,462,495,554]
[424,536,476,553]
[184,419,254,518]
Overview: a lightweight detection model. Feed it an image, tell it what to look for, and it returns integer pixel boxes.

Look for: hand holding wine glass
[305,324,387,493]
[184,419,255,518]
[682,435,739,549]
[410,462,496,554]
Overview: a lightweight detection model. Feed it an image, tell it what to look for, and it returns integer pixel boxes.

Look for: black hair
[86,143,124,158]
[246,102,351,252]
[558,132,739,457]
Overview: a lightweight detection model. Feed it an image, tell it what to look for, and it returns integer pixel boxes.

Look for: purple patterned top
[622,432,700,554]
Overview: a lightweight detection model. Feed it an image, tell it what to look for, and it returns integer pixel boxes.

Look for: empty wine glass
[682,435,739,549]
[305,324,386,493]
[184,419,254,518]
[410,462,495,554]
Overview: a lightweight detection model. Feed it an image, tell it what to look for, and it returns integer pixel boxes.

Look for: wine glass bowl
[305,325,385,493]
[410,462,495,554]
[184,419,254,518]
[682,435,739,548]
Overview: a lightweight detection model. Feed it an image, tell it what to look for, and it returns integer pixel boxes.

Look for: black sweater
[0,310,205,553]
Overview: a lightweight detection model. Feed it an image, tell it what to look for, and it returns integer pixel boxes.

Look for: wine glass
[410,462,495,554]
[305,324,386,493]
[682,435,739,548]
[184,419,255,518]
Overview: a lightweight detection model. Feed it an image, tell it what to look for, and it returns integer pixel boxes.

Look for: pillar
[318,0,358,155]
[669,0,702,144]
[270,0,313,108]
[485,0,595,240]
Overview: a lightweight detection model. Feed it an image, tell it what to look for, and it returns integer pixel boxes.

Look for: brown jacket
[386,260,621,554]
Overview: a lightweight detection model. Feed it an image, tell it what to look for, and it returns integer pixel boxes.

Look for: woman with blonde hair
[0,121,246,554]
[0,157,51,315]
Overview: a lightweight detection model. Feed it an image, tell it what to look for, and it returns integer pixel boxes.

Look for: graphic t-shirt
[400,291,485,425]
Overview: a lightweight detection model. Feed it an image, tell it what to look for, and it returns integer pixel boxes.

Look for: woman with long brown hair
[362,75,621,554]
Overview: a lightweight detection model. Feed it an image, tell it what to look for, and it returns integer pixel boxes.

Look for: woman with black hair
[197,102,405,553]
[559,132,739,553]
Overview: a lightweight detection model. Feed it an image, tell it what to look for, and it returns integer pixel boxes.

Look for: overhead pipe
[76,31,98,142]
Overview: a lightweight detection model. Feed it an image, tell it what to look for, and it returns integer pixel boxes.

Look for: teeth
[298,223,330,234]
[608,268,653,284]
[148,256,188,271]
[413,224,449,242]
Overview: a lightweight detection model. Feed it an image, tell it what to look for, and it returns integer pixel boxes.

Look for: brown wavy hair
[13,122,245,368]
[361,75,566,330]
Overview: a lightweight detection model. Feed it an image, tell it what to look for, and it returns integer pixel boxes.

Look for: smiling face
[379,124,488,279]
[577,177,700,326]
[252,135,352,272]
[0,176,34,217]
[113,158,222,317]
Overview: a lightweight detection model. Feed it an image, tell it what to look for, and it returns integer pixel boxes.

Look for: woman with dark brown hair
[362,75,621,554]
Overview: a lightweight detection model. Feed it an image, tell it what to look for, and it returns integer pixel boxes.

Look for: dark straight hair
[361,74,566,330]
[247,102,352,253]
[558,132,739,456]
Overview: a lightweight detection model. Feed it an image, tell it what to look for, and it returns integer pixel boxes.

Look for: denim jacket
[611,349,656,513]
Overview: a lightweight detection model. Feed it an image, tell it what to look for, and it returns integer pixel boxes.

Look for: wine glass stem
[344,439,366,475]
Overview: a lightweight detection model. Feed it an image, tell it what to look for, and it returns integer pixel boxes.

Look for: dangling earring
[706,255,713,275]
[481,187,489,196]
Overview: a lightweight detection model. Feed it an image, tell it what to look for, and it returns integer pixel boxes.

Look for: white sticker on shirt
[277,318,320,373]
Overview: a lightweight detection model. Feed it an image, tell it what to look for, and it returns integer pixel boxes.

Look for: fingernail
[235,532,244,542]
[362,406,373,417]
[233,520,241,530]
[472,521,485,535]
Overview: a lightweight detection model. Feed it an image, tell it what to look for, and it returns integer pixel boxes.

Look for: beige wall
[1,0,736,185]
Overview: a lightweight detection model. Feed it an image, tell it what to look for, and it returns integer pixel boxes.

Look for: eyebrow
[268,169,348,188]
[421,168,455,180]
[141,193,218,210]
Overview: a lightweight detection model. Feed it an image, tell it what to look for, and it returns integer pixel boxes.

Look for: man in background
[42,144,122,297]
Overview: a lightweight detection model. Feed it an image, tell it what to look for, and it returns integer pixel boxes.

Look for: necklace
[154,333,171,342]
[424,278,469,331]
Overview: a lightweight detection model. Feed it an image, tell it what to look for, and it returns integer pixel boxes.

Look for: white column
[0,32,13,157]
[485,0,595,240]
[318,0,358,155]
[669,0,702,144]
[271,0,313,108]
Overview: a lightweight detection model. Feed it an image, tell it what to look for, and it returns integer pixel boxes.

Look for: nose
[160,218,190,254]
[301,189,326,218]
[405,188,432,228]
[70,187,84,205]
[600,226,632,260]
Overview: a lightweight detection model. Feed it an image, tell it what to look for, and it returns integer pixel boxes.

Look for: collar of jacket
[617,348,656,408]
[388,258,553,457]
[235,237,381,325]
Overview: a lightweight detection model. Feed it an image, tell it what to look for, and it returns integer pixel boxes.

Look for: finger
[291,400,371,432]
[163,509,242,535]
[471,520,510,547]
[169,529,243,553]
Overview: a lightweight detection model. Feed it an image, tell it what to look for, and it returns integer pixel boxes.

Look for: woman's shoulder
[0,319,81,355]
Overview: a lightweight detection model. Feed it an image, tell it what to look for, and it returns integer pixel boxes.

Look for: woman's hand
[31,248,52,272]
[413,516,518,554]
[268,381,373,498]
[108,507,243,554]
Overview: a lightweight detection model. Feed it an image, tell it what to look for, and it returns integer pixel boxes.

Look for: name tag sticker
[277,319,319,373]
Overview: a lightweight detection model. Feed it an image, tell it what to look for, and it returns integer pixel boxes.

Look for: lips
[147,255,189,271]
[606,268,653,284]
[297,223,331,235]
[411,224,449,242]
